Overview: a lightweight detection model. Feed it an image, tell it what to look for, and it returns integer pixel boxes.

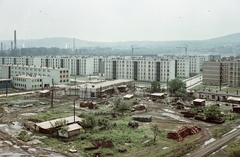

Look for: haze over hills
[1,32,240,56]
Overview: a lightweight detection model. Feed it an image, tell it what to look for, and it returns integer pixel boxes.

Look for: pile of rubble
[167,125,201,142]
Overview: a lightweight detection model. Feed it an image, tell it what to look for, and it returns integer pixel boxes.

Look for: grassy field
[27,103,202,157]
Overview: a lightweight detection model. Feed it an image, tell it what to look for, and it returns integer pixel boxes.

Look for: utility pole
[5,81,8,97]
[219,62,223,91]
[51,79,54,107]
[73,99,76,122]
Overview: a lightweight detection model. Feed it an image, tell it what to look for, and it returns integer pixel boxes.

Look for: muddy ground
[0,89,237,157]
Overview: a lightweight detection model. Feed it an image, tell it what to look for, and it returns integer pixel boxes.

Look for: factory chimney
[1,43,3,51]
[14,30,17,49]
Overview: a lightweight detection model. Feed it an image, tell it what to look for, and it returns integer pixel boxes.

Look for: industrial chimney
[1,43,3,51]
[14,30,17,49]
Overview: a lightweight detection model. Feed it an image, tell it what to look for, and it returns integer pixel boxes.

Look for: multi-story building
[1,64,69,85]
[228,59,240,87]
[202,61,228,86]
[40,56,94,76]
[105,56,176,82]
[0,54,216,81]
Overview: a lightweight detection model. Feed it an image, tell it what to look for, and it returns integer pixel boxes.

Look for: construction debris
[167,125,201,142]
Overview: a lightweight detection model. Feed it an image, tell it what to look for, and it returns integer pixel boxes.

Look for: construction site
[0,77,240,157]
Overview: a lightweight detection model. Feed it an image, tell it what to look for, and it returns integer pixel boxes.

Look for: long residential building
[0,54,218,82]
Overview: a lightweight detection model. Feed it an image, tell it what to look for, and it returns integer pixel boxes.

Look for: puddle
[21,113,36,116]
[161,113,189,122]
[162,147,168,149]
[0,124,7,127]
[28,148,37,152]
[4,140,13,145]
[163,109,175,113]
[13,145,20,149]
[11,122,22,129]
[203,138,216,146]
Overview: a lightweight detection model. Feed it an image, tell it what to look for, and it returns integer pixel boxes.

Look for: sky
[0,0,240,42]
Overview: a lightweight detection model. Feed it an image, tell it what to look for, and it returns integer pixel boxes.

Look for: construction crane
[176,45,188,56]
[131,45,140,56]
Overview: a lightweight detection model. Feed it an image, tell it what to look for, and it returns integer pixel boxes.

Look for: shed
[40,90,51,97]
[150,93,165,101]
[58,123,82,138]
[35,116,83,134]
[227,97,240,104]
[233,106,240,113]
[193,99,206,106]
[123,94,134,99]
[133,115,152,122]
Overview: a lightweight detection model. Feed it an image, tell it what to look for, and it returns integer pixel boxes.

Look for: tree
[50,119,68,137]
[151,124,161,143]
[114,97,122,108]
[80,114,97,133]
[117,102,130,115]
[204,105,222,120]
[168,78,187,97]
[149,81,161,93]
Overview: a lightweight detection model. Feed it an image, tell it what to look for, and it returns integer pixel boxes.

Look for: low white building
[12,75,52,90]
[1,64,69,85]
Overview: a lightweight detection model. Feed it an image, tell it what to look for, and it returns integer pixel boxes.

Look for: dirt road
[185,126,240,157]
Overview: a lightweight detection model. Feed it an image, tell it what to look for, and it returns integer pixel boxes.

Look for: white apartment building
[13,75,52,90]
[1,64,69,85]
[0,54,216,82]
[40,55,94,76]
[105,56,176,82]
[0,56,41,66]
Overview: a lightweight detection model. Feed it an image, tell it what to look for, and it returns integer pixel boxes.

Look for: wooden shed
[58,123,82,138]
[150,93,166,101]
[35,116,83,134]
[227,97,240,104]
[193,99,206,106]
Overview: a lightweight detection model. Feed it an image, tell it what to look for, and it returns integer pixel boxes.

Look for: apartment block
[202,61,228,86]
[1,64,69,85]
[105,56,176,82]
[228,60,240,87]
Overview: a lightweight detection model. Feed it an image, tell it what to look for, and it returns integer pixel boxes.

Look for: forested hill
[0,32,240,56]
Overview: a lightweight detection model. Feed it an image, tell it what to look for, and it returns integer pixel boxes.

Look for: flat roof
[39,90,50,94]
[74,79,133,89]
[36,116,83,130]
[150,93,165,97]
[123,94,134,99]
[68,123,82,132]
[193,99,206,102]
[13,75,50,79]
[227,97,240,102]
[2,64,68,70]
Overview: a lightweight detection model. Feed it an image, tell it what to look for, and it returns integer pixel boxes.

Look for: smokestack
[14,30,17,49]
[1,43,3,51]
[11,41,13,50]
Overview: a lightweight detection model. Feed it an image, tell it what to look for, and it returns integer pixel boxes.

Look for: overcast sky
[0,0,240,42]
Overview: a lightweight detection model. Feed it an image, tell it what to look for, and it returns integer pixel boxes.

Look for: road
[186,126,240,157]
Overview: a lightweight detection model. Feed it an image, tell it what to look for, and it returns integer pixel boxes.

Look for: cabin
[58,123,82,138]
[193,99,206,106]
[227,97,240,104]
[150,93,166,101]
[35,116,83,134]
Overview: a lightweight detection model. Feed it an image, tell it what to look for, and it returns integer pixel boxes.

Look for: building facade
[202,61,228,86]
[1,64,69,85]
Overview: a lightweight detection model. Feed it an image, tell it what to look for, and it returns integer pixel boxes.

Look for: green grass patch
[210,126,232,138]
